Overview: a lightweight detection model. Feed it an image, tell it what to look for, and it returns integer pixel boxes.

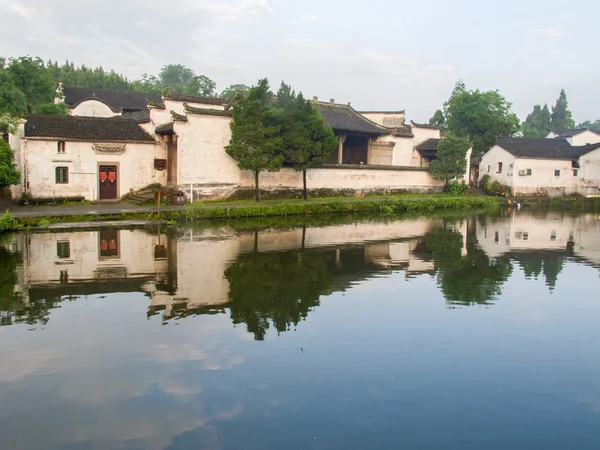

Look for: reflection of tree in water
[514,252,567,291]
[0,246,23,326]
[225,247,334,340]
[424,226,513,306]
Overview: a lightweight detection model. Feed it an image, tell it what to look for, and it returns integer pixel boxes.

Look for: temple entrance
[327,133,370,165]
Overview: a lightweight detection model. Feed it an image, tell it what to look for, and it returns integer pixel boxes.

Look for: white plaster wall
[571,130,600,146]
[479,146,516,188]
[580,147,600,187]
[71,100,118,118]
[411,125,441,146]
[22,230,166,285]
[512,158,580,195]
[149,107,172,127]
[239,167,443,191]
[477,212,600,264]
[360,112,405,127]
[384,136,419,166]
[175,114,240,186]
[23,139,159,200]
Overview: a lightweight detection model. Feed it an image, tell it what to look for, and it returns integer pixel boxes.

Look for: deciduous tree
[428,109,445,127]
[220,84,251,101]
[0,139,21,190]
[225,78,284,201]
[0,57,55,114]
[444,80,520,156]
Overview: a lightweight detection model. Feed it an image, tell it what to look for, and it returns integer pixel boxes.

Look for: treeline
[0,56,249,116]
[429,84,599,146]
[226,79,338,200]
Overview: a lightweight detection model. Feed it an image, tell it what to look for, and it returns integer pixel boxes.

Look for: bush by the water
[0,210,16,233]
[479,175,512,197]
[446,181,470,195]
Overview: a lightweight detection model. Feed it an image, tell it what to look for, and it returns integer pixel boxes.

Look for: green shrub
[446,181,470,195]
[0,210,16,233]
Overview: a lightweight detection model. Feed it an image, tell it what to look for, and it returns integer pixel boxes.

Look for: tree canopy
[428,109,445,127]
[428,134,470,187]
[276,83,337,199]
[576,120,600,132]
[443,81,520,156]
[522,104,551,138]
[0,139,21,189]
[550,89,575,133]
[225,78,284,201]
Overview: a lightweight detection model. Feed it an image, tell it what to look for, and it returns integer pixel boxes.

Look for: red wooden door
[99,165,118,200]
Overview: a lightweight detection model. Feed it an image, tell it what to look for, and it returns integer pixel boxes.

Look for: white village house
[8,85,471,201]
[479,132,600,197]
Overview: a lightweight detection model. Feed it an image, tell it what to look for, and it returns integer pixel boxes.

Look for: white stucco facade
[479,144,600,196]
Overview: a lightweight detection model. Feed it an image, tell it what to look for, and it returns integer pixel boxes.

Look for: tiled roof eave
[25,136,156,144]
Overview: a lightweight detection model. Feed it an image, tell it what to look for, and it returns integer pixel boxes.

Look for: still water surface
[0,211,599,449]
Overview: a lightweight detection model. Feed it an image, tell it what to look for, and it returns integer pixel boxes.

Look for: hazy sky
[1,0,598,123]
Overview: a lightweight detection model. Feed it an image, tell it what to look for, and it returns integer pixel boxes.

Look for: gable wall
[579,147,600,189]
[360,112,405,127]
[71,100,117,118]
[479,146,516,187]
[571,130,600,146]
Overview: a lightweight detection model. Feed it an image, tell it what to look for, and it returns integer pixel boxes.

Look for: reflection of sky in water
[0,214,600,449]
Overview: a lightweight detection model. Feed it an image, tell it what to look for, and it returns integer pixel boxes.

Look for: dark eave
[314,102,390,136]
[411,120,441,130]
[416,138,441,152]
[184,103,232,117]
[163,92,227,106]
[170,111,188,122]
[24,114,156,143]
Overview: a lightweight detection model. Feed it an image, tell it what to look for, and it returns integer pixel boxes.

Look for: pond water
[1,211,600,450]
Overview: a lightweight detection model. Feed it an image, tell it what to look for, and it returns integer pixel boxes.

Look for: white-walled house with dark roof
[546,128,600,146]
[479,138,600,196]
[10,88,474,201]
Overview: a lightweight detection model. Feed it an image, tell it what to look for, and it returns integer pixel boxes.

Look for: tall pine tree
[522,103,551,137]
[225,78,284,201]
[550,89,575,133]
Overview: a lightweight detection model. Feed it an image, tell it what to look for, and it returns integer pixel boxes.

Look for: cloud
[294,14,320,23]
[528,28,566,39]
[0,1,36,20]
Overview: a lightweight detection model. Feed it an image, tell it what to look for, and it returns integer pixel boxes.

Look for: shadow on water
[0,210,599,336]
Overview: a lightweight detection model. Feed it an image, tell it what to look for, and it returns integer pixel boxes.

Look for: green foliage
[0,210,16,233]
[428,109,445,127]
[479,174,491,187]
[156,64,217,97]
[32,102,70,115]
[0,140,20,189]
[425,226,513,305]
[522,104,551,137]
[483,179,512,197]
[220,84,251,101]
[47,60,133,92]
[225,78,284,201]
[276,84,338,199]
[428,133,470,186]
[0,56,55,114]
[443,80,520,156]
[225,248,332,340]
[446,181,470,195]
[576,120,600,132]
[550,89,575,133]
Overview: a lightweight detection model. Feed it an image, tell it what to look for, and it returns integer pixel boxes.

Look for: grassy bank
[1,196,501,233]
[518,196,600,211]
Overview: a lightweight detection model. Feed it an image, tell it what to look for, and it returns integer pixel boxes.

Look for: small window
[487,165,491,173]
[523,232,529,241]
[550,231,556,241]
[494,231,499,243]
[497,162,503,173]
[57,141,66,153]
[55,167,69,184]
[57,241,70,259]
[554,170,561,177]
[573,169,579,176]
[526,169,532,176]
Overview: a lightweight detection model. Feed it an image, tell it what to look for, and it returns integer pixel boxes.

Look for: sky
[0,0,598,123]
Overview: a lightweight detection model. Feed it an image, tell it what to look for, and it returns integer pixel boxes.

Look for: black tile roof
[163,93,227,106]
[496,138,585,159]
[315,103,390,135]
[411,120,441,130]
[416,138,441,151]
[388,125,414,138]
[62,86,161,113]
[120,109,151,123]
[155,122,174,134]
[170,111,188,122]
[184,103,232,117]
[357,110,405,114]
[24,115,156,143]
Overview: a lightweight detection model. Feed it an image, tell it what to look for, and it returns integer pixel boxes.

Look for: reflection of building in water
[477,212,600,288]
[477,212,600,264]
[9,229,171,304]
